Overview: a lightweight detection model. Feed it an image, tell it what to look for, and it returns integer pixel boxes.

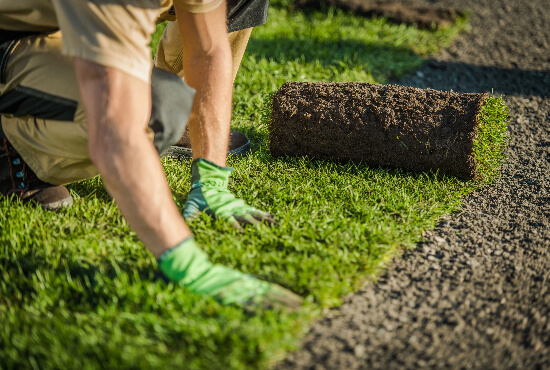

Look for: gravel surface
[279,0,550,368]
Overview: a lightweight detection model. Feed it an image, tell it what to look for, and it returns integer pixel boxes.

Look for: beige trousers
[156,21,252,83]
[0,25,252,185]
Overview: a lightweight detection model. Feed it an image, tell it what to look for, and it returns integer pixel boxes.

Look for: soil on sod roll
[270,82,490,180]
[294,0,464,29]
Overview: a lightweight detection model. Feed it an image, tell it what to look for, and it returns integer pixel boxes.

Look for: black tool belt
[0,29,77,121]
[0,30,43,84]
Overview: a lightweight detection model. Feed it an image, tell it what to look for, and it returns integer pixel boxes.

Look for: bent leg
[155,24,253,158]
[155,22,253,83]
[0,31,193,186]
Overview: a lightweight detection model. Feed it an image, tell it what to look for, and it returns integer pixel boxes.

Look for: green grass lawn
[1,2,507,369]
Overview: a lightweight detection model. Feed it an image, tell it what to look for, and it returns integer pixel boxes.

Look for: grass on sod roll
[472,97,510,183]
[0,2,508,369]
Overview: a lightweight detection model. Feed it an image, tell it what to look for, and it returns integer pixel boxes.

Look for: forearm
[75,58,191,259]
[96,129,189,259]
[175,3,233,167]
[185,52,232,166]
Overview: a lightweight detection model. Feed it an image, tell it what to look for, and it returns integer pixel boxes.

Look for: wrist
[190,158,233,189]
[192,158,231,171]
[157,236,213,284]
[157,236,195,264]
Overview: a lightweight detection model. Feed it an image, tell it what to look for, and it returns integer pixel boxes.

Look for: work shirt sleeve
[173,0,224,13]
[52,0,160,83]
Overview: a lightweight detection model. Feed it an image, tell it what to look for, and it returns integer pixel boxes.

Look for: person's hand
[183,159,277,231]
[157,237,303,311]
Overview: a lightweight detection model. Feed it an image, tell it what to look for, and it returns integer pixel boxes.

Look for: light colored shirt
[0,0,223,82]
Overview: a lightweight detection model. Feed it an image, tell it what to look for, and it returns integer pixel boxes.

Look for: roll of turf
[269,82,508,181]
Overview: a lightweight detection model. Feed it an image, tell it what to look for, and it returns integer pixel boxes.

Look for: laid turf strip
[270,82,508,180]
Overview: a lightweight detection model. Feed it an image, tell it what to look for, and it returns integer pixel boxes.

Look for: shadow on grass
[2,251,157,308]
[245,36,424,82]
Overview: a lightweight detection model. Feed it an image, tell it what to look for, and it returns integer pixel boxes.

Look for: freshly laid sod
[1,2,507,369]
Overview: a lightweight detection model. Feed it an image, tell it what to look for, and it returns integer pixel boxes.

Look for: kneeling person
[0,0,301,311]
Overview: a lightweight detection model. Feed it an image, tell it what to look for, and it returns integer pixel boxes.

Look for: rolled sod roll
[269,82,508,180]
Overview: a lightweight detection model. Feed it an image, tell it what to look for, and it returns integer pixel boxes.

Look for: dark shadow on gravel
[392,60,550,97]
[294,0,465,29]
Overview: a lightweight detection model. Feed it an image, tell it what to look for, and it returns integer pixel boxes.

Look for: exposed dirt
[294,0,464,29]
[270,82,487,180]
[278,0,550,368]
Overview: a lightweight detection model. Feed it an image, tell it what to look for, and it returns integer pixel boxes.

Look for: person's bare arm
[73,59,303,311]
[74,59,191,259]
[174,1,233,167]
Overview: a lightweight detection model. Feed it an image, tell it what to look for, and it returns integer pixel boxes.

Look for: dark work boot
[0,137,73,210]
[161,130,251,161]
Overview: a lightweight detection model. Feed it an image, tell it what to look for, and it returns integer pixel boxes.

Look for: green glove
[158,237,303,311]
[183,158,277,230]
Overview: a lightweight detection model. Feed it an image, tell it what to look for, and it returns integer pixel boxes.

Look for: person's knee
[149,67,195,154]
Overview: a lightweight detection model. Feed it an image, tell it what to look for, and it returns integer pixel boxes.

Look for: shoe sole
[41,195,74,211]
[161,137,251,161]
